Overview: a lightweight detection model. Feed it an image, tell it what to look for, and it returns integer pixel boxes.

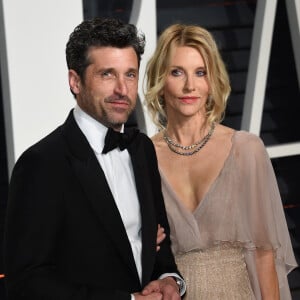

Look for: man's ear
[68,69,81,95]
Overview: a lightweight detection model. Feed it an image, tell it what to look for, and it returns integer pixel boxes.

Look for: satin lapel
[128,138,157,286]
[61,111,139,282]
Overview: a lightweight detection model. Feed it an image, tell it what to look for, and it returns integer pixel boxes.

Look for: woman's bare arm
[255,249,279,300]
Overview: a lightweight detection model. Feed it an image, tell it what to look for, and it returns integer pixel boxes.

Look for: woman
[145,24,297,299]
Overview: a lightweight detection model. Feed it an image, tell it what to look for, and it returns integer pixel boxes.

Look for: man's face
[69,46,139,130]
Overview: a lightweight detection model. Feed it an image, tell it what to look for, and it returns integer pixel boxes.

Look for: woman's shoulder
[233,130,265,147]
[151,131,165,147]
[232,130,267,160]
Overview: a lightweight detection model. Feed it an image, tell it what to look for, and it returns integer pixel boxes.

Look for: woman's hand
[156,224,166,251]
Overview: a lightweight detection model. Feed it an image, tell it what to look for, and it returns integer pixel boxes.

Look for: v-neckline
[159,131,236,215]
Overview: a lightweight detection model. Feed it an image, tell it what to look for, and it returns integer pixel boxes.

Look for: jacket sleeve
[143,137,181,280]
[4,148,132,300]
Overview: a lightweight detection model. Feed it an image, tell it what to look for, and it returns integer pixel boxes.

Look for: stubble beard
[102,95,135,129]
[101,105,134,130]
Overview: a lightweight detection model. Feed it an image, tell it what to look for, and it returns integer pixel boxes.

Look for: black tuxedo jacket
[4,110,179,300]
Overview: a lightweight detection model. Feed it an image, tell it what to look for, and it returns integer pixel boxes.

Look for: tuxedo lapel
[128,139,157,286]
[61,111,140,282]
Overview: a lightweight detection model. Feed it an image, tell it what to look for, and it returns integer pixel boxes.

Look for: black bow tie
[102,127,139,154]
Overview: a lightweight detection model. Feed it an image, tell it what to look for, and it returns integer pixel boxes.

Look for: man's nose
[114,77,128,96]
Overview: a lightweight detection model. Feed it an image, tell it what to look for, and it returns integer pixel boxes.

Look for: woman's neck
[165,116,209,145]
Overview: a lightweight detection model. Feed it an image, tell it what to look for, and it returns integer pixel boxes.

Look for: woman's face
[162,46,210,121]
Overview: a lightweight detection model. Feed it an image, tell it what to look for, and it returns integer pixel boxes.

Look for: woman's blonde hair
[144,24,231,129]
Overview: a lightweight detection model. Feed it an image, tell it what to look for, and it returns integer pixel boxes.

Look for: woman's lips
[179,96,198,104]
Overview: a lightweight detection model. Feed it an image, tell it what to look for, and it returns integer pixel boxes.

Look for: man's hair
[66,17,145,80]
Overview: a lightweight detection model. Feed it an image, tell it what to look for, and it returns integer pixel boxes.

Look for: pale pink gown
[160,131,297,300]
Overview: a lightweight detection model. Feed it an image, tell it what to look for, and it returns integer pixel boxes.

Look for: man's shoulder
[14,123,67,173]
[19,111,75,159]
[135,130,155,149]
[137,130,151,141]
[27,125,64,154]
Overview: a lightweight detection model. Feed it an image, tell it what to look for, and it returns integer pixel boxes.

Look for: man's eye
[102,71,112,77]
[127,72,137,78]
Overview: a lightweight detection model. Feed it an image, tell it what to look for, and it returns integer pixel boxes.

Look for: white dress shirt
[74,105,142,279]
[73,105,185,299]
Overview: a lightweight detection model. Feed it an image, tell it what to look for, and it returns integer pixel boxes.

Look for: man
[4,18,184,300]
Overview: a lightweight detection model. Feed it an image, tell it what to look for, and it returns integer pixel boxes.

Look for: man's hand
[156,224,166,251]
[141,277,180,300]
[133,292,162,299]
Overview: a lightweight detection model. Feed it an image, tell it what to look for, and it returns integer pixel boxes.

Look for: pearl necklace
[163,122,215,156]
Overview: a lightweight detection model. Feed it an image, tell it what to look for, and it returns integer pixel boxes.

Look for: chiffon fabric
[160,131,297,299]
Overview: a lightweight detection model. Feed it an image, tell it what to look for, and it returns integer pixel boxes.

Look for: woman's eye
[171,69,182,76]
[196,70,207,77]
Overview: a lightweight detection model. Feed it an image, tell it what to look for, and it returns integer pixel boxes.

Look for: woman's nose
[184,75,195,92]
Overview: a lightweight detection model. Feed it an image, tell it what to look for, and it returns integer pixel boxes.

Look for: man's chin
[111,112,132,125]
[106,118,128,130]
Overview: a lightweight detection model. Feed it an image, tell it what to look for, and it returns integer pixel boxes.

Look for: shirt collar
[73,105,124,154]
